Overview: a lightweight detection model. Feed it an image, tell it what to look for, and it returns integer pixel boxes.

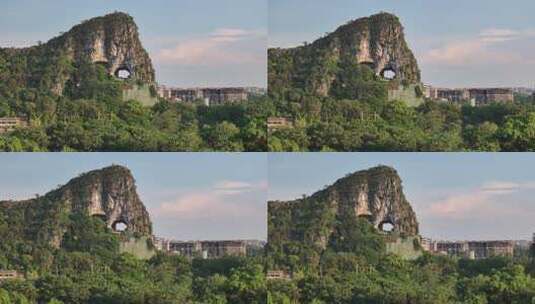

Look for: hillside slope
[268,12,421,100]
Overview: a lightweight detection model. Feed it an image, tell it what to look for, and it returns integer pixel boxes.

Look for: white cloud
[423,181,535,220]
[421,27,535,66]
[154,28,266,66]
[151,179,267,219]
[210,28,256,42]
[154,192,251,219]
[214,180,268,195]
[479,28,520,43]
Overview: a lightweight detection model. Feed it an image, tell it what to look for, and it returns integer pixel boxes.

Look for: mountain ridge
[0,12,155,95]
[268,165,419,252]
[268,12,421,99]
[0,165,153,248]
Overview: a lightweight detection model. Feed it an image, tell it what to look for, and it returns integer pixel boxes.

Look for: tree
[204,121,244,151]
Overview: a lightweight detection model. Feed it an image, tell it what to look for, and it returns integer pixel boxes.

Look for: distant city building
[469,88,514,105]
[512,87,535,96]
[244,87,267,96]
[435,241,470,258]
[437,88,470,103]
[153,238,265,259]
[169,240,246,259]
[429,240,514,259]
[152,237,170,251]
[0,117,28,134]
[513,240,531,251]
[468,241,514,259]
[420,237,433,252]
[157,86,265,105]
[424,86,514,106]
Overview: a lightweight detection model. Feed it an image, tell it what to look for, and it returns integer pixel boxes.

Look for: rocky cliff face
[0,165,152,248]
[268,12,421,97]
[48,165,153,235]
[1,12,155,95]
[55,12,154,83]
[268,166,419,250]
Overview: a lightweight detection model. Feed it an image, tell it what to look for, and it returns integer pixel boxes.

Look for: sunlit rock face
[268,165,419,250]
[268,12,421,97]
[51,12,155,83]
[0,12,155,95]
[0,165,153,248]
[51,165,153,236]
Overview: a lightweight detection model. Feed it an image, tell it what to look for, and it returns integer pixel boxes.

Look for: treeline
[266,218,535,304]
[0,213,266,304]
[268,67,535,152]
[0,50,269,152]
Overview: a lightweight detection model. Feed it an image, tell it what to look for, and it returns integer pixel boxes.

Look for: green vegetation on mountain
[0,166,266,303]
[267,12,535,152]
[267,166,419,272]
[0,212,266,304]
[266,167,535,303]
[268,86,535,152]
[268,243,535,304]
[0,12,268,152]
[268,13,420,98]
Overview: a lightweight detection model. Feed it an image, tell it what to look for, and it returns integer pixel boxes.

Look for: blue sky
[0,0,267,87]
[0,153,268,240]
[269,0,535,88]
[269,153,535,241]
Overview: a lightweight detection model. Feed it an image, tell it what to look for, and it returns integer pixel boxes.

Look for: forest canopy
[0,48,269,152]
[267,63,535,152]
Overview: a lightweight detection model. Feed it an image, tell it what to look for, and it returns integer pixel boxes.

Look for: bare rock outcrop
[51,12,155,84]
[0,165,152,248]
[268,12,421,97]
[0,12,155,95]
[268,165,419,250]
[46,165,153,236]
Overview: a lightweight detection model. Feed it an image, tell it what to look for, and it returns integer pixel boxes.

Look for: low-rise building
[0,117,28,134]
[267,117,293,132]
[0,270,22,281]
[266,270,291,280]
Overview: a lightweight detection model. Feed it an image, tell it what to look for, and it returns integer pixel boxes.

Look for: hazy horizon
[269,0,535,88]
[269,153,535,241]
[0,0,267,88]
[0,153,268,241]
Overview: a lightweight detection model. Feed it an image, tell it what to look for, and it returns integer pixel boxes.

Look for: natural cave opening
[381,68,396,80]
[112,220,128,232]
[379,221,394,233]
[115,67,131,79]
